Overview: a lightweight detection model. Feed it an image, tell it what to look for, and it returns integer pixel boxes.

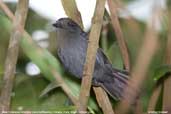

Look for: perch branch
[93,87,115,114]
[148,84,162,111]
[116,4,160,114]
[107,0,130,71]
[61,0,83,28]
[0,0,29,111]
[61,0,115,113]
[77,0,106,112]
[162,8,171,113]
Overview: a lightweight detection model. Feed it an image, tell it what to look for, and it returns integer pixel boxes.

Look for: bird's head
[53,18,82,33]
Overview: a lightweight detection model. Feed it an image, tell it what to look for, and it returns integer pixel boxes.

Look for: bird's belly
[58,42,105,81]
[58,45,86,78]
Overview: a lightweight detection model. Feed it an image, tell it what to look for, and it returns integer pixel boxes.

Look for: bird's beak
[53,22,62,28]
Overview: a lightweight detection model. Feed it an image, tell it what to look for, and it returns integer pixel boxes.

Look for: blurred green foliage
[12,74,76,111]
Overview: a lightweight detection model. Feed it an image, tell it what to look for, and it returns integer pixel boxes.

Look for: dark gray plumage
[53,18,128,100]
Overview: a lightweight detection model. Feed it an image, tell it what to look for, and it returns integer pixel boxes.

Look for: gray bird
[53,18,129,100]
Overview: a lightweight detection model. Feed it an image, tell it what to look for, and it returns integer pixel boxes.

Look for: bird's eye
[67,21,77,27]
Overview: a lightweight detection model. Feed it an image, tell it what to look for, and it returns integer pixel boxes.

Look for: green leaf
[12,74,76,111]
[39,82,61,98]
[153,65,171,81]
[106,42,123,69]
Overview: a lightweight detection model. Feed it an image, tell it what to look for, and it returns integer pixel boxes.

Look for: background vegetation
[0,0,170,114]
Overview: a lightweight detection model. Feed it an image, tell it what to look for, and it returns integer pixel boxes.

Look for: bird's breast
[57,38,87,78]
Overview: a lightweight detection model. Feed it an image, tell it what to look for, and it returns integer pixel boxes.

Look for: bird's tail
[101,68,129,100]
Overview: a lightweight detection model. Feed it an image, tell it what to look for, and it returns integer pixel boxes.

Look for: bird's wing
[96,48,129,74]
[96,48,111,66]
